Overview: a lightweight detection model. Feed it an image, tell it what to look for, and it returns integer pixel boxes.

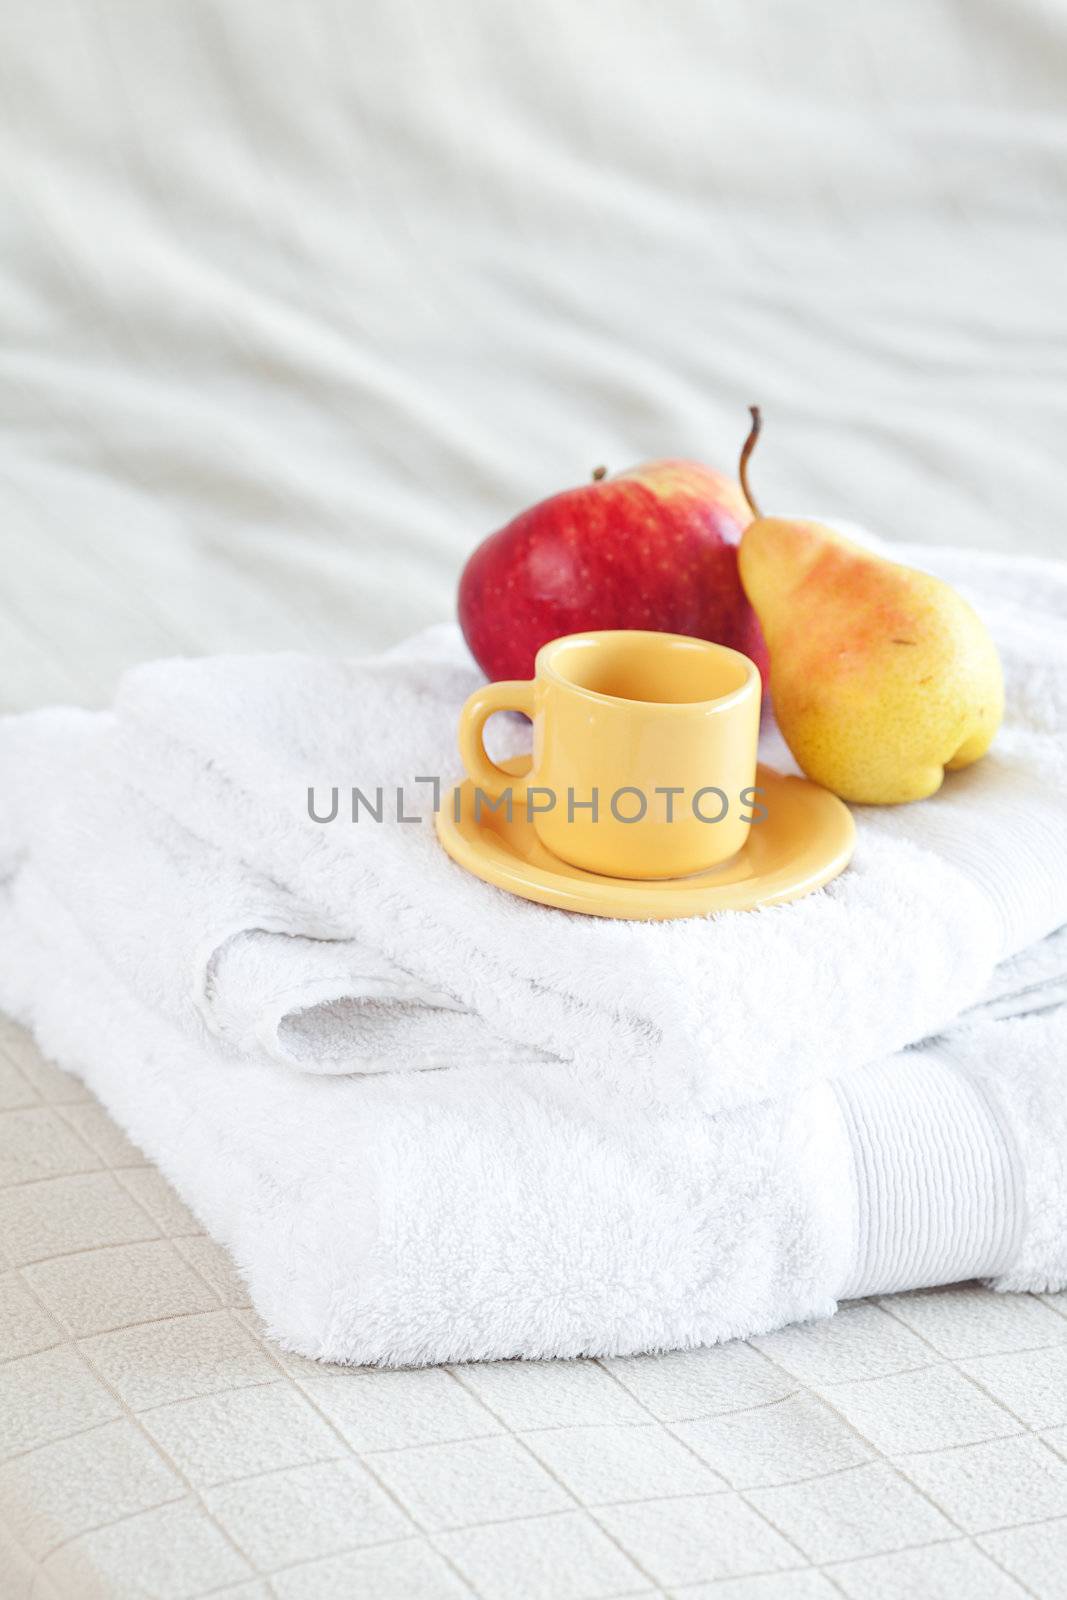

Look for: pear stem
[591,465,607,481]
[739,406,762,518]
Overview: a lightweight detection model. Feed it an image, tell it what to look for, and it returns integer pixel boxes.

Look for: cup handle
[458,680,535,800]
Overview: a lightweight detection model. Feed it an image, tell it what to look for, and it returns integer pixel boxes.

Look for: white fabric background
[3,3,1067,1597]
[2,0,1065,712]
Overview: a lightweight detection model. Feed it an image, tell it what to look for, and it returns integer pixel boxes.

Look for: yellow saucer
[435,762,855,920]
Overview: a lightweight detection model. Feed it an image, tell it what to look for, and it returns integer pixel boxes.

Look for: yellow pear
[736,409,1004,805]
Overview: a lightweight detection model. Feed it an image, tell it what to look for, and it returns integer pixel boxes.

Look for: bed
[2,2,1066,1595]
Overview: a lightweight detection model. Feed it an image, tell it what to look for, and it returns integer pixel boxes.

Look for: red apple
[458,460,768,687]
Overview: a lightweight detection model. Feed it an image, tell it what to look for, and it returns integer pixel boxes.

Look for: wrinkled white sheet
[1,0,1065,713]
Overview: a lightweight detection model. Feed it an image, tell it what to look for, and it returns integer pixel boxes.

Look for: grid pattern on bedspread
[2,1017,1066,1600]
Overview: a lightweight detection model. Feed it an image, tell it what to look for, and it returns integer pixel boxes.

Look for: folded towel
[5,695,1067,1105]
[0,709,551,1076]
[3,539,1066,1363]
[83,540,1067,1110]
[1,858,1064,1365]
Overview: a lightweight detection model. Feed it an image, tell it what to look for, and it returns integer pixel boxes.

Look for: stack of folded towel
[1,540,1066,1366]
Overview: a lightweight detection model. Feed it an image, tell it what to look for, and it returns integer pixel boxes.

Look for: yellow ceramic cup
[457,630,762,880]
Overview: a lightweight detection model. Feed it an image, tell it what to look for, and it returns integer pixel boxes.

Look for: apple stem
[739,406,762,518]
[591,465,607,481]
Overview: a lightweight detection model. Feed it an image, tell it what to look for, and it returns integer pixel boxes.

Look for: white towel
[4,669,1067,1105]
[81,540,1067,1112]
[1,858,1065,1365]
[0,708,550,1076]
[3,536,1067,1363]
